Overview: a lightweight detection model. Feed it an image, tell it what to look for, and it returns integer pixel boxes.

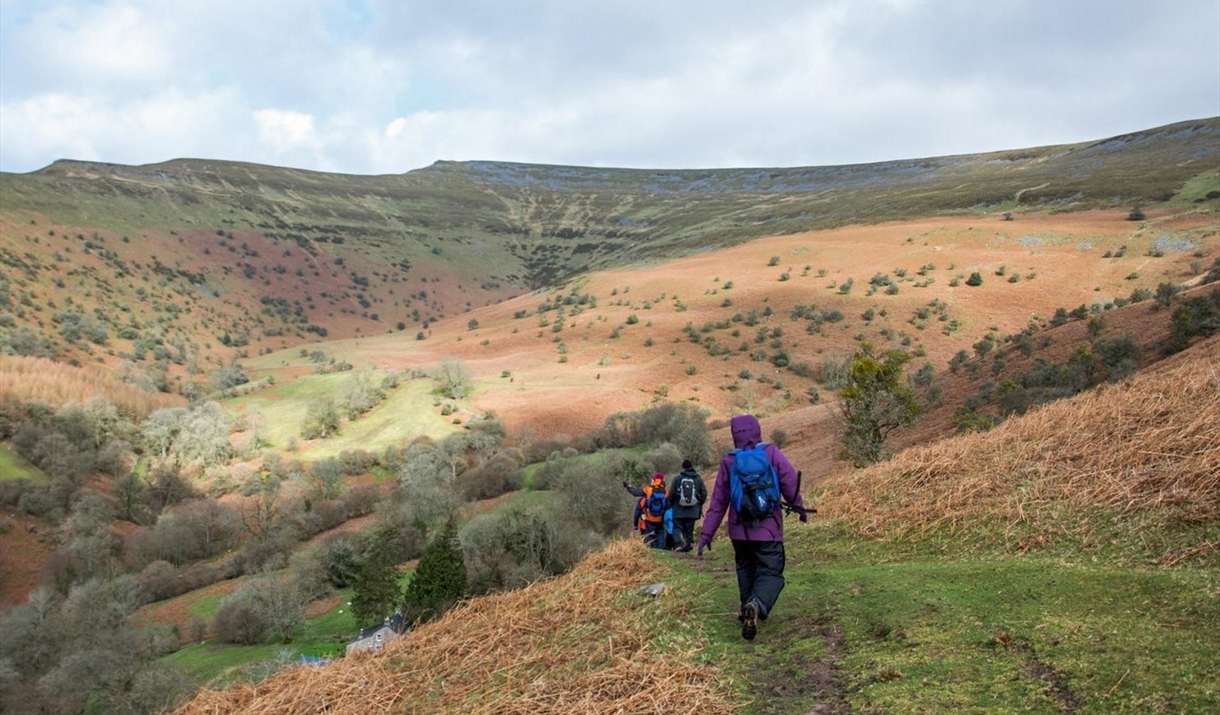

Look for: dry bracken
[171,539,737,715]
[815,336,1220,565]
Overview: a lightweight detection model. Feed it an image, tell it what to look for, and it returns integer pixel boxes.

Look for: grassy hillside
[169,337,1220,715]
[1,118,1216,374]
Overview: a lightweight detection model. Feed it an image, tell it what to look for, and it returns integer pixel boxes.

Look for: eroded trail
[690,553,855,715]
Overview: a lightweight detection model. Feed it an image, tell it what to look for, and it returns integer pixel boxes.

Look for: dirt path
[690,554,854,714]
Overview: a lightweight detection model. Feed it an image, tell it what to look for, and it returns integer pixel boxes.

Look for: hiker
[623,473,669,549]
[667,459,707,552]
[697,414,807,640]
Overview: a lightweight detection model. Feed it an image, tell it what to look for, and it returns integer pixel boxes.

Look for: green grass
[224,374,457,459]
[163,592,355,684]
[186,593,226,621]
[1168,168,1220,207]
[162,641,289,685]
[0,443,45,481]
[163,570,421,684]
[680,521,1220,714]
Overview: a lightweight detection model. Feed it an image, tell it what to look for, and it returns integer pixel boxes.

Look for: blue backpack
[645,487,668,518]
[729,443,782,526]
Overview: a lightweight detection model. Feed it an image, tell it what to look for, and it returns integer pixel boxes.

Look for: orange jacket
[640,485,665,523]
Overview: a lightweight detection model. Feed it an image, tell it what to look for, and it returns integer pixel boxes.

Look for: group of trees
[0,577,196,715]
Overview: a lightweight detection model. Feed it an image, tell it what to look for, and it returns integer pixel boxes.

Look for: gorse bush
[1163,288,1220,354]
[837,344,921,466]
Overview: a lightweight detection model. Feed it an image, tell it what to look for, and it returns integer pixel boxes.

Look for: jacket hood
[730,414,762,449]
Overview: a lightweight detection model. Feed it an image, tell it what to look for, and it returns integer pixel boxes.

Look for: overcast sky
[1,0,1218,175]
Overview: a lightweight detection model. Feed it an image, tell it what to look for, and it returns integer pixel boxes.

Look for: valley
[0,118,1217,714]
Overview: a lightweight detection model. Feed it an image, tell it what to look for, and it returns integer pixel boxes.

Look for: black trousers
[731,540,786,619]
[673,517,697,550]
[643,521,666,549]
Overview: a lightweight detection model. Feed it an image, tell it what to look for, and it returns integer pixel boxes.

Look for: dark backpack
[729,443,782,526]
[677,476,699,508]
[645,487,668,518]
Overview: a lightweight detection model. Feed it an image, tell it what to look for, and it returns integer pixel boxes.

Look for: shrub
[137,560,179,602]
[213,593,269,645]
[456,454,524,501]
[1163,289,1220,354]
[301,397,340,440]
[966,272,983,287]
[817,354,853,390]
[1154,282,1183,309]
[338,449,378,475]
[837,344,920,466]
[460,502,587,594]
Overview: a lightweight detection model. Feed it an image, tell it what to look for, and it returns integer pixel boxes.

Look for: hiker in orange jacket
[623,473,669,549]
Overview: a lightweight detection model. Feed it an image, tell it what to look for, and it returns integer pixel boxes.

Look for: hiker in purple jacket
[697,414,807,640]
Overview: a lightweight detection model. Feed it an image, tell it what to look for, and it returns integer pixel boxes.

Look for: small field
[684,523,1220,714]
[225,373,458,459]
[0,443,44,480]
[160,567,416,686]
[161,596,355,685]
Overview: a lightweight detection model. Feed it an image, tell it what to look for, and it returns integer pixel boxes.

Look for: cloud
[1,0,1217,174]
[255,109,318,152]
[0,89,249,169]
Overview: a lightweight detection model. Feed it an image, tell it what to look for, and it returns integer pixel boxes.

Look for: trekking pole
[782,470,816,518]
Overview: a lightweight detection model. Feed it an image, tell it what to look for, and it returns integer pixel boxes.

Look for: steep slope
[171,540,736,715]
[1,118,1216,372]
[169,337,1219,715]
[245,210,1217,451]
[813,335,1220,566]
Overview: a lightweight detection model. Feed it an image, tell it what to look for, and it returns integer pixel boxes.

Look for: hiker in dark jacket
[667,460,707,552]
[697,414,807,640]
[623,473,668,549]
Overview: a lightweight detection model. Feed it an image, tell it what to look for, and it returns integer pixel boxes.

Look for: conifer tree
[350,525,403,628]
[402,517,467,623]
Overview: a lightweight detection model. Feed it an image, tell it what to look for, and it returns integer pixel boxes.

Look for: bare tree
[247,572,307,643]
[241,472,283,541]
[434,357,471,399]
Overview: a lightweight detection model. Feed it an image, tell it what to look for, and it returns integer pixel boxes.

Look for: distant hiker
[623,473,669,549]
[667,459,708,552]
[697,414,807,641]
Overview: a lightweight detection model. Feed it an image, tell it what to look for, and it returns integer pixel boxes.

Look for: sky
[1,0,1218,176]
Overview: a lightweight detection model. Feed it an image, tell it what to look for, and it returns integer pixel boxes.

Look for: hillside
[240,210,1219,451]
[1,118,1216,374]
[170,338,1220,714]
[172,539,736,715]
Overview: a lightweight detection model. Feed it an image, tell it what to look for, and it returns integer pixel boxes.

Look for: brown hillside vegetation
[815,336,1220,566]
[173,540,736,715]
[0,355,183,417]
[312,209,1217,440]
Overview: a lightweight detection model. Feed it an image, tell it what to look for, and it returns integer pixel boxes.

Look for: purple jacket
[700,414,803,544]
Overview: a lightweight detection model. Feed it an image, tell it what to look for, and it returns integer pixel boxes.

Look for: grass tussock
[816,336,1220,565]
[172,539,736,715]
[0,355,182,418]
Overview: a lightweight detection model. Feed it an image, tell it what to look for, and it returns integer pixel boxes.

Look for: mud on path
[689,554,856,715]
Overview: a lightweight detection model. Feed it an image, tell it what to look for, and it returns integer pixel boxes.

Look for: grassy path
[679,522,1219,714]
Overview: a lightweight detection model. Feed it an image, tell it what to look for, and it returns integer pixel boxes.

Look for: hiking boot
[741,600,759,641]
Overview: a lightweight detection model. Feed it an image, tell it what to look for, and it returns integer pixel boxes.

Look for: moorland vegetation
[0,117,1218,714]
